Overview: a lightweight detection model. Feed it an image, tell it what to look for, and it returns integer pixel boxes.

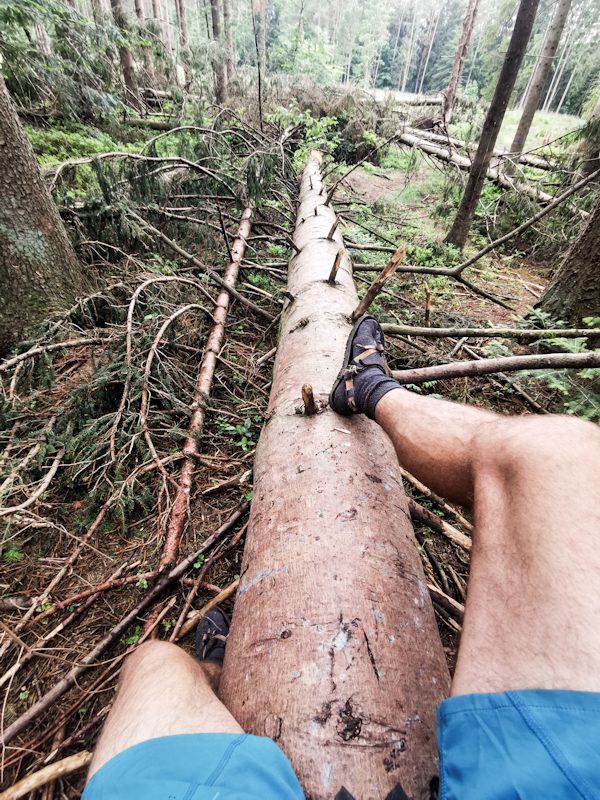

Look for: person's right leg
[374,387,600,695]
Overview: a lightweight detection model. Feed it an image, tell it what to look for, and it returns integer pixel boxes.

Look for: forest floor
[0,102,591,796]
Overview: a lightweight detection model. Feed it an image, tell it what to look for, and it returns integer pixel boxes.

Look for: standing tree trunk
[417,7,441,94]
[111,0,143,110]
[223,0,234,82]
[445,0,540,250]
[444,0,481,124]
[581,95,600,178]
[219,152,450,800]
[259,0,267,75]
[211,0,227,103]
[506,0,572,173]
[535,193,600,324]
[401,8,416,92]
[0,74,86,355]
[134,0,157,86]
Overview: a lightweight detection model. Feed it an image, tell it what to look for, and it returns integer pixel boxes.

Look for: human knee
[472,414,600,480]
[122,640,183,681]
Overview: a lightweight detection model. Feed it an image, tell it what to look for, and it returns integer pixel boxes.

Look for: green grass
[496,109,583,153]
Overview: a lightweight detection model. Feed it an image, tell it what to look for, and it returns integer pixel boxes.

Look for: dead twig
[351,245,407,321]
[408,498,472,551]
[176,578,240,641]
[392,351,600,384]
[0,751,92,800]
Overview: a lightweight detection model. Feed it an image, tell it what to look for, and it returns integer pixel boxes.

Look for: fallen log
[403,126,557,171]
[220,152,450,800]
[397,131,588,215]
[159,208,252,570]
[381,324,600,339]
[392,350,600,384]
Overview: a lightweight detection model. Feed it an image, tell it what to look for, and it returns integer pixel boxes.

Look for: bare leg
[375,388,600,695]
[87,641,243,780]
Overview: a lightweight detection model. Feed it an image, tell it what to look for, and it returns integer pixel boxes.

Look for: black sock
[353,369,403,420]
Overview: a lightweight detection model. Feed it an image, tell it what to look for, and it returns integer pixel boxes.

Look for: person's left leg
[87,640,243,780]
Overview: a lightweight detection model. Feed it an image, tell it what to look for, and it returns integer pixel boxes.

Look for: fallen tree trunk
[398,131,587,214]
[403,127,557,171]
[159,208,252,570]
[381,324,600,339]
[220,153,450,800]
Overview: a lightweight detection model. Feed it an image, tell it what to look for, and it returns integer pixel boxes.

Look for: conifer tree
[0,73,86,355]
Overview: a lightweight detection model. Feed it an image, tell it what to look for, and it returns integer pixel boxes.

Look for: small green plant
[125,626,142,645]
[136,576,148,589]
[19,687,30,701]
[162,619,174,632]
[4,545,24,562]
[194,554,205,569]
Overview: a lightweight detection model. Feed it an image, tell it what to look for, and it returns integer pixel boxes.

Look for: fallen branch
[392,351,600,384]
[0,510,245,746]
[0,447,65,518]
[127,211,274,322]
[408,498,472,551]
[176,578,240,640]
[202,469,253,497]
[427,584,464,624]
[381,324,600,340]
[0,338,109,374]
[159,209,253,571]
[351,245,407,320]
[399,466,472,531]
[0,751,92,800]
[48,151,235,196]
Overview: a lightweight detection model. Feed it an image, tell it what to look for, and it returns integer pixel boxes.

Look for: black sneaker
[195,607,230,666]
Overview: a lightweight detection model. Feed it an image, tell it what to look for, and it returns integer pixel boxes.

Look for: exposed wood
[392,351,600,384]
[220,153,449,800]
[427,585,464,624]
[328,247,344,284]
[177,578,240,639]
[351,245,407,320]
[381,324,600,339]
[0,751,92,800]
[301,383,317,415]
[159,209,252,570]
[202,469,253,496]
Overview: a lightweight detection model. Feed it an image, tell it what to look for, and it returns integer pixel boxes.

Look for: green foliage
[125,625,142,645]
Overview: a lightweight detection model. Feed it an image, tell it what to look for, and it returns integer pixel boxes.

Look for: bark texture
[0,74,85,356]
[211,0,227,103]
[223,0,234,81]
[444,0,480,124]
[111,0,143,110]
[445,0,540,250]
[219,153,450,800]
[582,95,600,178]
[507,0,571,171]
[535,194,600,323]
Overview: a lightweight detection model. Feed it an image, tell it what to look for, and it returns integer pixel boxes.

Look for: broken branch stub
[219,152,449,800]
[351,244,407,321]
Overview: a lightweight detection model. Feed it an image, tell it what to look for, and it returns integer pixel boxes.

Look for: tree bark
[177,0,189,46]
[110,0,143,110]
[211,0,227,103]
[445,0,541,250]
[444,0,481,124]
[0,73,86,356]
[134,0,157,86]
[535,193,600,324]
[581,95,600,178]
[223,0,234,82]
[259,0,267,75]
[506,0,571,172]
[219,152,450,800]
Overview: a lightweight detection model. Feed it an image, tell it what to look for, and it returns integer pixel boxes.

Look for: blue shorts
[438,689,600,799]
[81,732,305,800]
[83,691,600,800]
